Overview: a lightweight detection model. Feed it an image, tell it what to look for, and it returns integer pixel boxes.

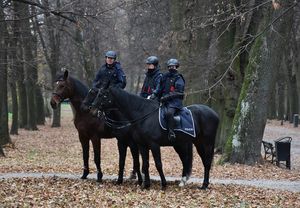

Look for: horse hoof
[116,179,123,185]
[81,169,89,179]
[161,185,167,191]
[137,179,143,186]
[142,183,150,190]
[198,185,209,190]
[97,172,103,182]
[129,171,137,180]
[81,173,88,179]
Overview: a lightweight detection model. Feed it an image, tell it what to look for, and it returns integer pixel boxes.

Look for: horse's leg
[139,145,150,189]
[173,142,193,187]
[79,134,89,179]
[91,138,102,182]
[150,143,167,190]
[129,140,143,185]
[194,140,214,189]
[116,139,127,184]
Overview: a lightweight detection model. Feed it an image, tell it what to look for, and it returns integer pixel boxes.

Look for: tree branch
[12,0,77,23]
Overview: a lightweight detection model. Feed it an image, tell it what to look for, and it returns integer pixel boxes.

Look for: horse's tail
[187,141,193,178]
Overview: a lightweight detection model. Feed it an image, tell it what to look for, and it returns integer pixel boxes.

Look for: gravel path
[1,172,300,193]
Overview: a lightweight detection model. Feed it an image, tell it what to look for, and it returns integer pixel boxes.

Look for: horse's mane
[110,87,159,111]
[70,76,89,99]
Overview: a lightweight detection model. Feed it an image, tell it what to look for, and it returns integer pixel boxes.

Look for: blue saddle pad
[159,107,196,138]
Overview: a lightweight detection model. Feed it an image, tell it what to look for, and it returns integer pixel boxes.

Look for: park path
[1,172,300,193]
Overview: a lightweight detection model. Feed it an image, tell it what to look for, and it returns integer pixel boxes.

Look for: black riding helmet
[146,56,159,66]
[167,58,180,68]
[105,51,117,59]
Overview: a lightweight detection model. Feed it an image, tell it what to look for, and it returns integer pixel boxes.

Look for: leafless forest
[1,0,300,164]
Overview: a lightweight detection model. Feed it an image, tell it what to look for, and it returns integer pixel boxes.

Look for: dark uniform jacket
[92,62,126,89]
[158,70,185,109]
[140,68,163,98]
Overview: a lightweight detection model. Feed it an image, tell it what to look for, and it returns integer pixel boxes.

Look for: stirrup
[168,130,176,141]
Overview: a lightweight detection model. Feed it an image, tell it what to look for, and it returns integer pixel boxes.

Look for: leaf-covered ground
[1,178,299,207]
[1,108,300,207]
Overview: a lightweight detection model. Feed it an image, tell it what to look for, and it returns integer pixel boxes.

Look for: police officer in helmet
[158,58,185,142]
[140,56,162,101]
[92,50,126,90]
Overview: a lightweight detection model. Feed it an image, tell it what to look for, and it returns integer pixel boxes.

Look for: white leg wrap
[179,176,187,187]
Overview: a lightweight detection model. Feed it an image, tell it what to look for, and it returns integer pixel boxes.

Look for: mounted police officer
[158,58,185,142]
[140,56,162,101]
[92,50,126,90]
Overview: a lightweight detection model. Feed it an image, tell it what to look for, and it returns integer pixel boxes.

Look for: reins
[102,106,159,130]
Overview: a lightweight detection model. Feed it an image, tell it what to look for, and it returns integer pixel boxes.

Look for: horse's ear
[63,70,69,80]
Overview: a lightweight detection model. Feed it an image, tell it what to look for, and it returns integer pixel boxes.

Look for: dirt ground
[0,105,300,207]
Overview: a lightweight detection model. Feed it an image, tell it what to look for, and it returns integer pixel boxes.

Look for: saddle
[159,107,196,138]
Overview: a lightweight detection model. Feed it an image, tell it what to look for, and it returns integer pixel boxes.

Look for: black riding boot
[166,108,176,142]
[168,128,176,142]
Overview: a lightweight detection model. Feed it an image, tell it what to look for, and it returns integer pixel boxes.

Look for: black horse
[83,87,194,189]
[93,87,219,189]
[50,70,142,184]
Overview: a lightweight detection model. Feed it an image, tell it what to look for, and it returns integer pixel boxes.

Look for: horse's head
[92,88,115,111]
[81,87,99,113]
[50,70,73,109]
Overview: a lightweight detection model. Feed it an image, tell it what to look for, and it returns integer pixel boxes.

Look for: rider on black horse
[140,56,163,101]
[88,50,126,107]
[93,50,126,91]
[158,58,185,142]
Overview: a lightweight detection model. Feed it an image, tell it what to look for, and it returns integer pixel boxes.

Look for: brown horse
[50,70,142,184]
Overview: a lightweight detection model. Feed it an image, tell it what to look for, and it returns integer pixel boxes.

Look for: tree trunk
[35,87,45,125]
[268,85,277,119]
[9,82,18,135]
[277,81,285,120]
[20,3,38,130]
[224,2,295,164]
[0,145,4,157]
[9,0,23,134]
[39,0,62,127]
[17,76,27,128]
[0,5,11,145]
[285,39,299,121]
[31,7,45,126]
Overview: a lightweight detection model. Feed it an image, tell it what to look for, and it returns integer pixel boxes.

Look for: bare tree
[0,1,11,148]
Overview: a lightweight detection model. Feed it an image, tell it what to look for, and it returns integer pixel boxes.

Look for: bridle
[52,92,65,103]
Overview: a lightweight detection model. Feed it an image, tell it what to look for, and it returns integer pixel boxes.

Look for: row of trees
[1,0,299,164]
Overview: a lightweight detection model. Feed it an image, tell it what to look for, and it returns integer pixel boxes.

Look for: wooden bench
[262,141,276,163]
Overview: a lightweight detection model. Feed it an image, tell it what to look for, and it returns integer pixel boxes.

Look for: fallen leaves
[0,117,300,206]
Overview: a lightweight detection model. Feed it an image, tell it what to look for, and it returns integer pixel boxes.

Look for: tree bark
[9,82,18,135]
[39,0,62,127]
[9,0,24,134]
[285,36,299,121]
[224,1,295,164]
[31,7,45,125]
[20,3,38,130]
[0,145,4,157]
[0,4,11,146]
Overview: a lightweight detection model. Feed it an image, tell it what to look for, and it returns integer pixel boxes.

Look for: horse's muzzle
[50,98,58,109]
